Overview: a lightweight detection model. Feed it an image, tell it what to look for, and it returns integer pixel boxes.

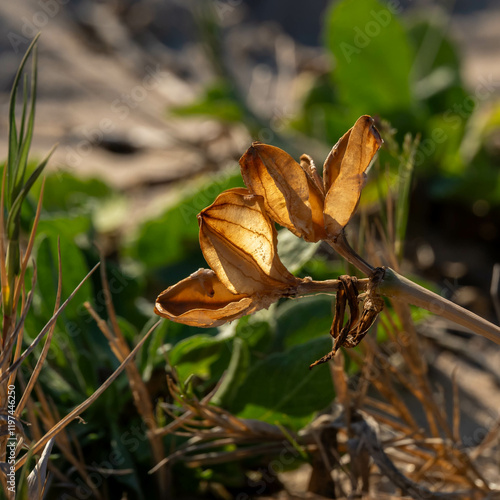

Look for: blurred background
[1,0,500,498]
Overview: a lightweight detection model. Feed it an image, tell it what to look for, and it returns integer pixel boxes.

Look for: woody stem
[296,278,370,297]
[380,267,500,345]
[327,231,374,277]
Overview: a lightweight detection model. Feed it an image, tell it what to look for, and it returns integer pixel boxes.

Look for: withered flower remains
[155,188,303,327]
[240,115,382,243]
[155,115,383,364]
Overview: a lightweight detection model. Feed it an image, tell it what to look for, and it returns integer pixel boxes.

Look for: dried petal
[198,188,298,295]
[300,154,324,195]
[324,115,382,239]
[154,269,257,327]
[323,130,350,193]
[240,143,326,242]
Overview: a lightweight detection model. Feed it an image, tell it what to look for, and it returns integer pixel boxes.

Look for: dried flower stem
[295,277,369,297]
[327,232,374,276]
[380,267,500,344]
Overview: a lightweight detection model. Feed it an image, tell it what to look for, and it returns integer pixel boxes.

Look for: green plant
[0,37,159,500]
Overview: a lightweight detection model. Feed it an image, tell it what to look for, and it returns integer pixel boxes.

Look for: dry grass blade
[96,246,122,343]
[0,165,9,323]
[491,263,500,323]
[345,346,421,432]
[351,414,474,500]
[11,179,45,315]
[451,368,461,444]
[329,350,349,407]
[15,320,161,469]
[26,437,54,499]
[0,270,35,373]
[30,379,98,498]
[150,375,303,474]
[154,375,228,438]
[470,416,500,461]
[85,253,168,492]
[16,237,62,415]
[0,263,100,383]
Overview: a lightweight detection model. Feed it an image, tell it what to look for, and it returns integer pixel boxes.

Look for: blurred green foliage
[180,0,500,204]
[308,0,499,203]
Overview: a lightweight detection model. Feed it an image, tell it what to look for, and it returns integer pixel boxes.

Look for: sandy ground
[1,1,499,191]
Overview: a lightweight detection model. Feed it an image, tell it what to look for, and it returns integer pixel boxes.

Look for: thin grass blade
[0,263,100,383]
[15,320,161,469]
[15,45,38,196]
[6,144,56,239]
[394,134,419,260]
[27,438,55,499]
[7,34,40,207]
[17,237,62,414]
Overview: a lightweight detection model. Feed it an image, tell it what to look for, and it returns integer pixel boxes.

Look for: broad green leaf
[109,423,145,499]
[277,229,320,273]
[126,171,243,271]
[325,0,414,117]
[235,311,275,353]
[32,218,92,321]
[31,172,114,212]
[424,114,465,177]
[117,317,139,344]
[169,334,233,384]
[275,295,334,350]
[230,337,335,431]
[407,18,464,105]
[211,337,250,407]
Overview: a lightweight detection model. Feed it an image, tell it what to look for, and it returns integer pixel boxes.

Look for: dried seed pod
[198,188,299,295]
[154,269,257,327]
[239,143,326,242]
[324,115,382,239]
[310,270,384,369]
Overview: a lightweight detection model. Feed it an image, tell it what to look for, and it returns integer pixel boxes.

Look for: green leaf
[277,230,320,274]
[172,82,243,122]
[394,134,419,259]
[32,216,92,322]
[14,44,38,197]
[109,423,145,499]
[325,0,415,117]
[140,317,168,380]
[211,337,250,407]
[126,171,243,271]
[31,172,114,212]
[407,17,464,104]
[235,311,275,353]
[7,34,40,207]
[169,334,232,385]
[230,337,335,431]
[275,295,334,350]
